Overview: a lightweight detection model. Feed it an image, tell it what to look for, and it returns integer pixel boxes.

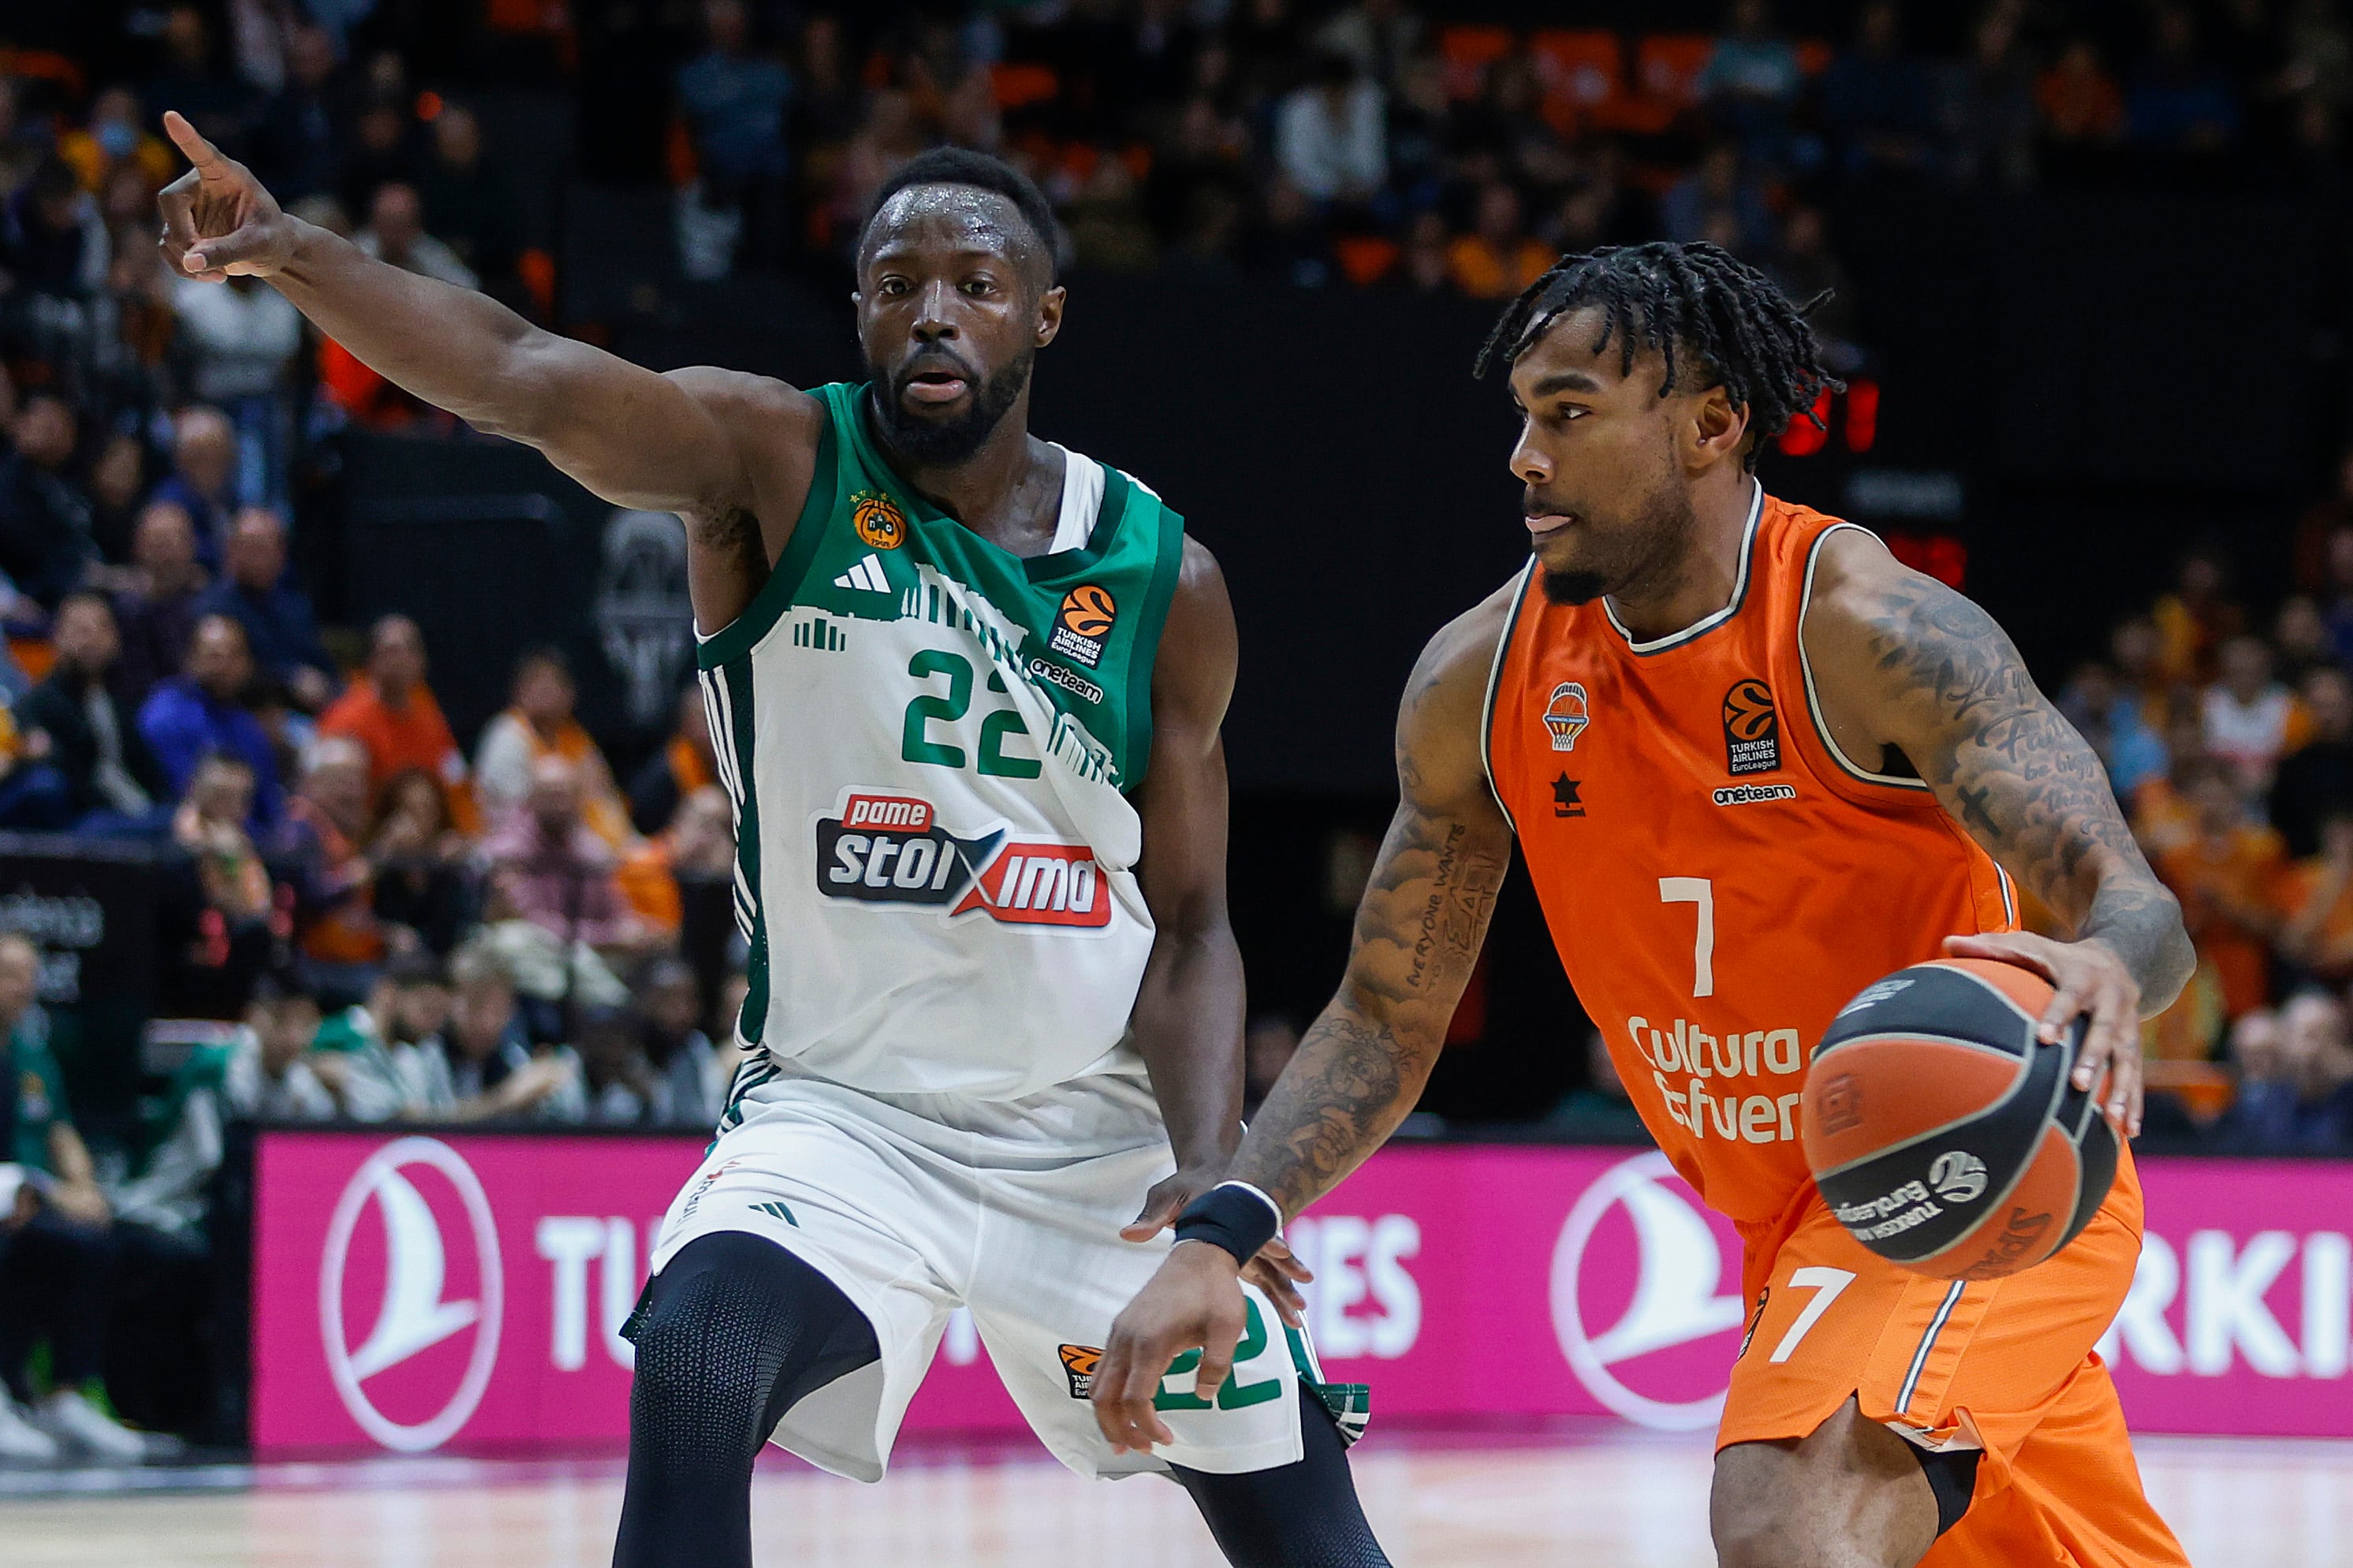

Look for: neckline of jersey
[1598,478,1764,656]
[854,387,1128,583]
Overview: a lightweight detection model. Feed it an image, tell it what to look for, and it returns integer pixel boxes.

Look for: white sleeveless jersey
[695,382,1188,1104]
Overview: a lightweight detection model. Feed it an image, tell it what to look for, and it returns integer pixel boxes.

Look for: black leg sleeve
[1170,1385,1393,1568]
[612,1231,882,1568]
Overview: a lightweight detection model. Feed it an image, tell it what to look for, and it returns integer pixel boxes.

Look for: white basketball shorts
[646,1063,1359,1483]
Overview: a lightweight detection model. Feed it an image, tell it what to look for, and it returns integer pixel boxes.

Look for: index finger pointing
[162,110,222,169]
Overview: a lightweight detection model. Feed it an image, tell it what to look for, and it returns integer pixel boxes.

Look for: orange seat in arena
[991,61,1060,111]
[1635,33,1715,106]
[1439,24,1517,100]
[1530,28,1626,132]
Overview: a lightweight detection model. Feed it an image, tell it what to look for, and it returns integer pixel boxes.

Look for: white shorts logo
[1549,1151,1745,1431]
[319,1137,504,1453]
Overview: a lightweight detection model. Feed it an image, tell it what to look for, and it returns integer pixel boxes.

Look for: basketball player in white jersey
[159,119,1385,1566]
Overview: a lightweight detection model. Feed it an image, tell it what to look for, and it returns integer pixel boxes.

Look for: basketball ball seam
[1904,1042,2073,1270]
[1809,1035,2053,1186]
[1810,1030,2028,1063]
[1925,962,2044,1026]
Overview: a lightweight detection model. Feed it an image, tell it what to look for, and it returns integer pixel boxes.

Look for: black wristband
[1173,1182,1282,1267]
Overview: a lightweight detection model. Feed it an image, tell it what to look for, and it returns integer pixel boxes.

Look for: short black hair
[861,147,1058,285]
[1475,240,1840,471]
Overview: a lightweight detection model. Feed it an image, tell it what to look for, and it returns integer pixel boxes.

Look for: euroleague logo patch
[851,490,906,550]
[1050,584,1117,669]
[1721,679,1781,776]
[1058,1343,1102,1399]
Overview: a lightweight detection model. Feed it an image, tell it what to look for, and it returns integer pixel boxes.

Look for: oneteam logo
[319,1138,504,1453]
[1549,1151,1747,1431]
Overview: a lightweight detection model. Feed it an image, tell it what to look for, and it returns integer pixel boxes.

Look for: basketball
[1061,585,1117,638]
[1802,959,2120,1282]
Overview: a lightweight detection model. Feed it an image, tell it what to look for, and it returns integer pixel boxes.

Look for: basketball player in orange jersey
[1093,243,2195,1567]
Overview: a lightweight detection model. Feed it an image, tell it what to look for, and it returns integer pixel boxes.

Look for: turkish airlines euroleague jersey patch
[1722,680,1781,776]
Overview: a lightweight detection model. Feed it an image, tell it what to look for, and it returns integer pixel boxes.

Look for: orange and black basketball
[1060,584,1117,639]
[1802,959,2118,1281]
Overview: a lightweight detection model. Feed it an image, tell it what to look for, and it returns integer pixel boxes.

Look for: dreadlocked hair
[1474,240,1842,471]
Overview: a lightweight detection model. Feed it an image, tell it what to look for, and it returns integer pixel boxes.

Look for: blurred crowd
[2053,474,2353,1153]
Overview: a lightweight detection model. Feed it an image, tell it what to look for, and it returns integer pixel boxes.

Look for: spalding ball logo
[1930,1150,1989,1205]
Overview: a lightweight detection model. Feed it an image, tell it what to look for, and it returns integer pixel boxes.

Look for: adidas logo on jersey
[833,553,891,593]
[814,791,1112,929]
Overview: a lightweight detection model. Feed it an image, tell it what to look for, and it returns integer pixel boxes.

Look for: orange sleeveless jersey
[1485,486,2021,1229]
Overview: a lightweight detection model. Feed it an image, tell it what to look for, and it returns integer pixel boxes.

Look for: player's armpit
[1800,530,2195,1022]
[1227,592,1516,1221]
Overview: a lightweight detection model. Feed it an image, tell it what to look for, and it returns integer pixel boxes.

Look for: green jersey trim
[696,397,841,671]
[1121,477,1184,791]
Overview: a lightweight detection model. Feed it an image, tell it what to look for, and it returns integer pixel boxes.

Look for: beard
[1537,479,1700,609]
[867,345,1035,466]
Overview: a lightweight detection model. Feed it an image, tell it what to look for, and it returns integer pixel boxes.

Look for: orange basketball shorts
[1717,1156,2188,1566]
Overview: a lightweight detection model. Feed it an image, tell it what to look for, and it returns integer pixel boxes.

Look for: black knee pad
[1911,1443,1982,1539]
[625,1231,879,1468]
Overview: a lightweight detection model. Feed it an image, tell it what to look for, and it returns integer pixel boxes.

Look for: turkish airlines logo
[319,1138,504,1452]
[1549,1151,1745,1430]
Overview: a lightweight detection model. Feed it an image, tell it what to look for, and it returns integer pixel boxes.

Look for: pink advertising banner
[249,1131,2353,1455]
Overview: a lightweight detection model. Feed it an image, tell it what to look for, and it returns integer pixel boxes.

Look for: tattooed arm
[1090,585,1516,1451]
[1803,528,2193,1135]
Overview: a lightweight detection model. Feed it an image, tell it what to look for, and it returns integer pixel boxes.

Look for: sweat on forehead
[860,183,1052,281]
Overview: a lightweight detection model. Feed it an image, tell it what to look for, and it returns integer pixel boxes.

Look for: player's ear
[1687,385,1747,472]
[1035,284,1066,348]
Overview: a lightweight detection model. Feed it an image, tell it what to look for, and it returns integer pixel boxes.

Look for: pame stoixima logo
[319,1138,504,1453]
[1549,1150,1747,1430]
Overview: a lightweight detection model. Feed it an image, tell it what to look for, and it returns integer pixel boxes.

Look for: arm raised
[157,111,814,628]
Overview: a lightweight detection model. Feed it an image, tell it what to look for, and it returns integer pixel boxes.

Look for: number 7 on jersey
[1658,877,1714,999]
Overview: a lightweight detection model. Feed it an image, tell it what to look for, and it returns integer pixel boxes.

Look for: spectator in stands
[422,944,582,1122]
[572,1005,663,1125]
[675,0,793,276]
[1313,0,1421,91]
[2128,5,2242,154]
[2153,546,2243,685]
[1762,205,1865,374]
[2060,659,2168,797]
[2156,756,2285,1020]
[158,751,284,1016]
[0,690,66,829]
[17,590,170,833]
[147,2,257,155]
[1699,0,1805,163]
[0,935,158,1464]
[2274,594,2334,686]
[2277,810,2353,985]
[1244,1012,1301,1116]
[140,612,285,825]
[0,80,39,203]
[1274,51,1386,206]
[171,273,303,511]
[114,501,207,706]
[0,393,96,609]
[86,431,148,567]
[1,158,108,300]
[2216,987,2353,1151]
[196,507,334,712]
[482,754,658,956]
[475,646,630,847]
[628,687,716,836]
[1821,1,1933,177]
[110,981,337,1248]
[414,102,516,294]
[1064,154,1161,275]
[2202,633,2295,792]
[1661,143,1773,253]
[2038,38,2127,151]
[2273,666,2353,858]
[1945,3,2038,190]
[307,952,453,1120]
[59,86,175,198]
[1445,180,1550,300]
[320,613,475,825]
[356,181,478,290]
[1397,207,1449,292]
[278,735,382,1005]
[254,23,342,204]
[640,955,725,1128]
[368,768,474,955]
[151,406,239,570]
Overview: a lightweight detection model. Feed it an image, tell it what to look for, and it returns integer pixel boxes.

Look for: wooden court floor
[1,1431,2336,1566]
